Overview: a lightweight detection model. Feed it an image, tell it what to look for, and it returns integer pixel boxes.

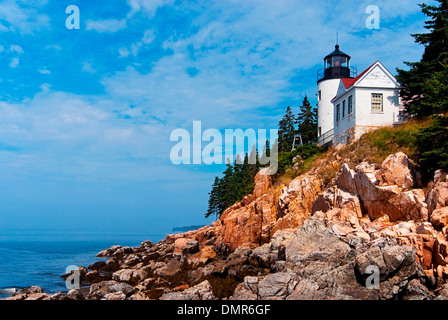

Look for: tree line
[205,96,318,219]
[396,0,448,180]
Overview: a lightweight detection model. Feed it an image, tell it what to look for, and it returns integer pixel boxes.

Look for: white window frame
[371,93,383,113]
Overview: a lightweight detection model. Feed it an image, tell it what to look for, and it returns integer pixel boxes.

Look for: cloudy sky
[0,0,429,237]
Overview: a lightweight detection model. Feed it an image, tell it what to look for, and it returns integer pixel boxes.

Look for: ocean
[0,231,166,299]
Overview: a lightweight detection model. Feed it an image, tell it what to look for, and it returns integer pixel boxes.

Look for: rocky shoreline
[5,151,448,300]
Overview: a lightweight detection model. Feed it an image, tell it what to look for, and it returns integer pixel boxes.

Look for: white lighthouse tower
[317,44,356,145]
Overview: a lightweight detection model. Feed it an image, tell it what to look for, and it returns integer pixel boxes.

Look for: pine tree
[415,115,448,180]
[219,161,235,212]
[259,140,270,165]
[232,154,244,201]
[205,177,221,219]
[240,152,253,196]
[396,0,448,117]
[296,96,318,144]
[278,106,297,152]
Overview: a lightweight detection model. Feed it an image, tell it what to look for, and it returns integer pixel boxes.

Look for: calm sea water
[0,231,166,299]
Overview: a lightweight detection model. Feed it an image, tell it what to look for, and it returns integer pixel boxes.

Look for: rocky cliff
[6,151,448,300]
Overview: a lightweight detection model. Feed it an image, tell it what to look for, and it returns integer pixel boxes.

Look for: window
[348,96,353,114]
[371,93,383,112]
[336,104,340,122]
[342,100,346,118]
[333,56,341,67]
[318,127,322,137]
[318,90,321,101]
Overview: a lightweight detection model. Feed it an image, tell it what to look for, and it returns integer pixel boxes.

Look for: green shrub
[415,115,448,181]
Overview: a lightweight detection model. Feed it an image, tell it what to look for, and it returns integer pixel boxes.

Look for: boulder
[66,289,85,300]
[253,169,272,199]
[249,244,278,269]
[88,261,107,271]
[387,189,428,222]
[97,245,122,257]
[187,246,216,267]
[311,186,362,219]
[353,162,428,222]
[217,193,274,251]
[112,268,148,285]
[101,257,120,272]
[160,280,216,300]
[431,207,448,230]
[154,258,183,277]
[88,280,135,300]
[183,240,200,255]
[229,217,429,300]
[426,170,448,215]
[402,279,434,300]
[336,163,357,194]
[5,286,49,301]
[13,286,43,296]
[375,152,418,190]
[24,293,51,301]
[354,165,400,220]
[231,273,298,300]
[173,238,190,255]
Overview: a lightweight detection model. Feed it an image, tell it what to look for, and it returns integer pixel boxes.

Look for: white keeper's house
[316,44,406,147]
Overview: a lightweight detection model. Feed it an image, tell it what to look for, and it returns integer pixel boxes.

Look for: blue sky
[0,0,430,237]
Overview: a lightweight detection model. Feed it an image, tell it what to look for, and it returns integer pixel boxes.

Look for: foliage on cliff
[278,96,318,152]
[205,148,263,219]
[415,115,448,180]
[206,95,319,219]
[396,0,448,117]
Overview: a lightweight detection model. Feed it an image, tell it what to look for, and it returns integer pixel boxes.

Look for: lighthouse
[316,43,405,147]
[317,44,356,145]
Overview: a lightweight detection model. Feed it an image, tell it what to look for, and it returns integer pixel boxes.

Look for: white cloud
[86,0,174,34]
[118,47,131,58]
[142,29,156,45]
[38,69,51,75]
[81,62,96,74]
[86,19,127,33]
[9,57,19,68]
[45,44,62,51]
[0,0,50,34]
[0,88,171,183]
[118,29,156,58]
[127,0,175,18]
[10,44,24,54]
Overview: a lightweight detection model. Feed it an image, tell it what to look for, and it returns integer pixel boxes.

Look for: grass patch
[339,119,431,169]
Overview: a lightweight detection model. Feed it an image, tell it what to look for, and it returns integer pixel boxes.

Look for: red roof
[331,61,379,102]
[341,61,378,89]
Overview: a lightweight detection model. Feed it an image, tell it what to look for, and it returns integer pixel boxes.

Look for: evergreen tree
[278,106,297,152]
[296,96,318,144]
[232,154,245,200]
[396,0,448,117]
[205,177,221,219]
[219,161,235,212]
[415,115,448,180]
